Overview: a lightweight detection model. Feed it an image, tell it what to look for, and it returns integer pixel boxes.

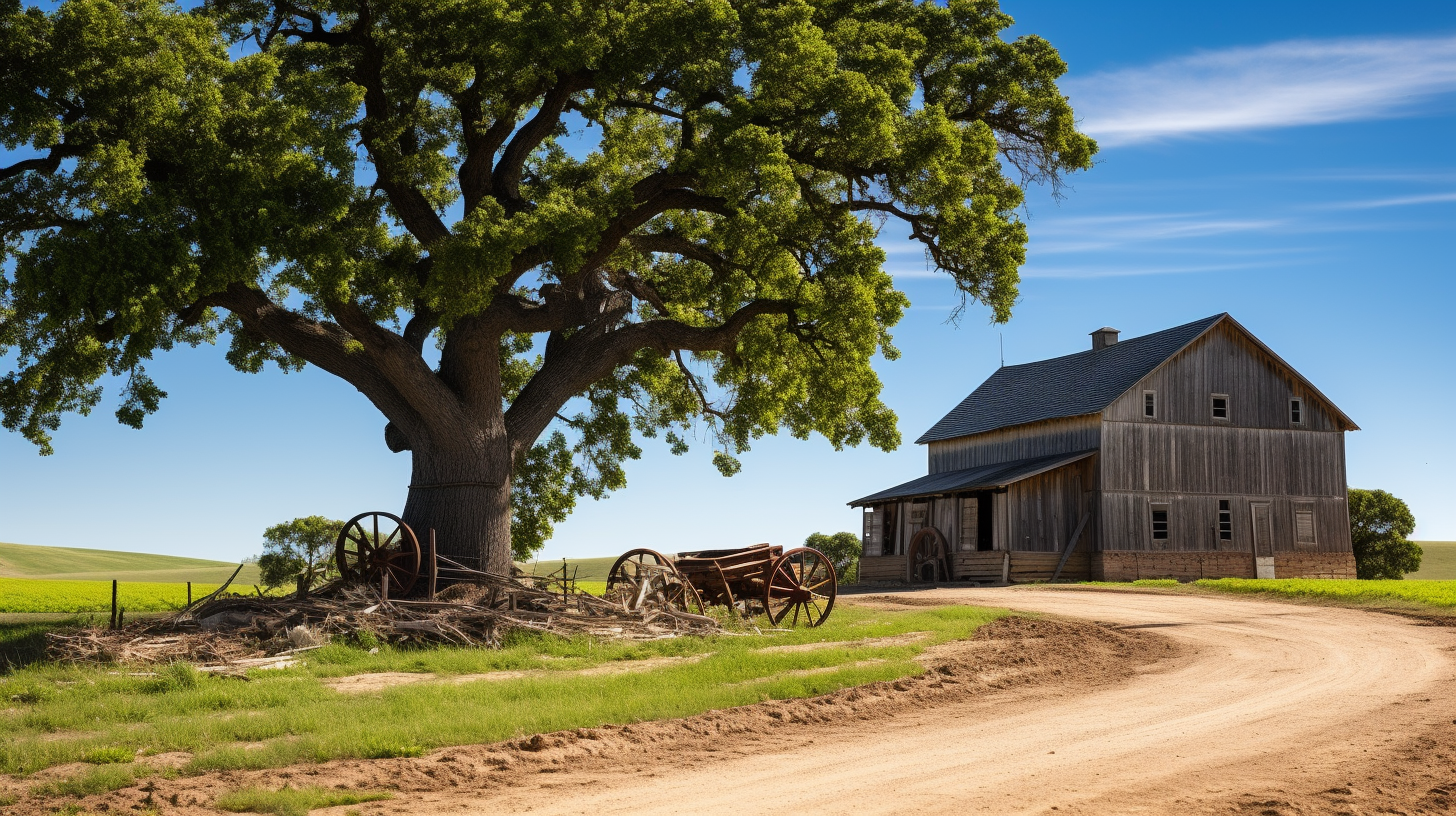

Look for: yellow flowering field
[0,578,229,614]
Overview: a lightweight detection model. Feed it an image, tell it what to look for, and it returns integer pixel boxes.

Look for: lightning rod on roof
[999,333,1004,368]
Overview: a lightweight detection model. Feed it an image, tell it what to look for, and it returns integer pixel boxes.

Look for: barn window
[1295,503,1317,546]
[1143,390,1157,418]
[959,498,979,552]
[1218,500,1233,541]
[1211,394,1229,420]
[862,507,883,557]
[1290,398,1303,425]
[1150,503,1170,541]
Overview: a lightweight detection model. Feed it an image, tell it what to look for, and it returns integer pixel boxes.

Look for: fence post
[110,579,118,630]
[428,529,437,600]
[186,582,192,608]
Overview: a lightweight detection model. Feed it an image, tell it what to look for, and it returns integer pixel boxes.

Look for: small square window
[1212,394,1229,420]
[1143,391,1157,418]
[1290,398,1303,425]
[1151,504,1170,540]
[1217,500,1232,541]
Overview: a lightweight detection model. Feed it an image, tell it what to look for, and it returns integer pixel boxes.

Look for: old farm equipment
[607,544,838,627]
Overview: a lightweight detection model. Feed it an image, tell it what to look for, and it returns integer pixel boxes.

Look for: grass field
[1410,541,1456,580]
[1195,577,1456,607]
[1087,576,1456,613]
[0,541,260,585]
[517,555,619,582]
[0,603,1006,780]
[0,577,245,614]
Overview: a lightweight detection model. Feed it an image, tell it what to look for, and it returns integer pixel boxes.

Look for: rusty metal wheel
[606,548,704,615]
[335,512,422,597]
[765,547,836,627]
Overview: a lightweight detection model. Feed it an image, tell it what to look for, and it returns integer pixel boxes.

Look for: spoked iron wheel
[606,548,704,615]
[334,511,422,597]
[764,547,837,627]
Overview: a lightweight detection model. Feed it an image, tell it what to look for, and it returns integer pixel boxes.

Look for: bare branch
[674,350,725,418]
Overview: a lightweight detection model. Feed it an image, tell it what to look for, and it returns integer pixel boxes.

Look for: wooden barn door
[1250,502,1276,579]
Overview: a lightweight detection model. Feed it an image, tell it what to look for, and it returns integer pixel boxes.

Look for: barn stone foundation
[1091,551,1255,582]
[1091,550,1357,581]
[1272,552,1358,579]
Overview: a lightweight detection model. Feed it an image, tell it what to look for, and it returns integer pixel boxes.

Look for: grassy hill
[518,556,619,582]
[1411,541,1456,581]
[0,541,260,585]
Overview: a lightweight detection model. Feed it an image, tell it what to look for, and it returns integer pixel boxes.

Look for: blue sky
[2,0,1453,562]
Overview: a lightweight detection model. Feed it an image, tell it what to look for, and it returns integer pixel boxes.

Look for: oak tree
[0,0,1095,572]
[1348,488,1421,580]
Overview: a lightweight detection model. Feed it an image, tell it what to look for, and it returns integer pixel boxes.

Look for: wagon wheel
[765,547,837,628]
[907,526,951,583]
[335,512,422,597]
[606,548,704,615]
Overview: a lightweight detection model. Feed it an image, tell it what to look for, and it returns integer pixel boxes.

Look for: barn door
[1250,502,1276,579]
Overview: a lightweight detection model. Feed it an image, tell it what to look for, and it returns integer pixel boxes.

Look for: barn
[850,314,1360,583]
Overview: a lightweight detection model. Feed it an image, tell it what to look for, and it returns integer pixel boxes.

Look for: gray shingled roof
[848,450,1098,506]
[916,314,1227,444]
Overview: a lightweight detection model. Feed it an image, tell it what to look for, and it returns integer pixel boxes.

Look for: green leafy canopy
[0,0,1094,560]
[1347,487,1421,580]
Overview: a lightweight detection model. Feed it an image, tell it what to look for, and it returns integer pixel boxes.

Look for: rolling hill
[0,541,260,585]
[1411,541,1456,581]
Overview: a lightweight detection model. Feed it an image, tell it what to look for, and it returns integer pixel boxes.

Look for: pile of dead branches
[46,569,722,668]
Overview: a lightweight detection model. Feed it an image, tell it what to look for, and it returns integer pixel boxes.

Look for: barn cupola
[1090,327,1120,351]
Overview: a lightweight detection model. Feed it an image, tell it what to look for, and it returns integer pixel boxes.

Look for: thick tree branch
[491,71,593,211]
[0,144,82,183]
[504,298,794,455]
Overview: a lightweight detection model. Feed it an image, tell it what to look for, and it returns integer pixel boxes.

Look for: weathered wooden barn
[850,314,1359,583]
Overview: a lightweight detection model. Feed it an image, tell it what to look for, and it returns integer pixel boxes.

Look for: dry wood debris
[46,569,722,669]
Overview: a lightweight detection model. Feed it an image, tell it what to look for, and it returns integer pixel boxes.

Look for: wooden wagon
[606,543,838,627]
[329,511,837,627]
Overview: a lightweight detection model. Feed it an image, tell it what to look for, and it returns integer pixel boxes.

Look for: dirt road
[446,587,1456,814]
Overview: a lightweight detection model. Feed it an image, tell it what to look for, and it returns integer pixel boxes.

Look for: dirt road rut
[464,587,1456,815]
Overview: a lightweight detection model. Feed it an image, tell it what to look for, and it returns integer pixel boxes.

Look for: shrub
[257,516,344,592]
[804,532,861,584]
[1348,488,1422,579]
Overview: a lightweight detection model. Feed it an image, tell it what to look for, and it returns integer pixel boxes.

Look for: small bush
[360,740,425,759]
[152,662,203,693]
[804,532,860,583]
[216,785,392,816]
[82,746,135,764]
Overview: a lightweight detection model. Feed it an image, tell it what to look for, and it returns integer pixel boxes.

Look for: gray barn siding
[1103,322,1342,431]
[1099,492,1350,554]
[927,415,1100,474]
[1099,422,1346,498]
[1007,458,1095,553]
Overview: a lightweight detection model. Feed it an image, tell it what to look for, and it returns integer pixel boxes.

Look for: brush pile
[46,570,722,669]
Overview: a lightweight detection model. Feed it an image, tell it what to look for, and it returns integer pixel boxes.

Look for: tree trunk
[401,446,513,576]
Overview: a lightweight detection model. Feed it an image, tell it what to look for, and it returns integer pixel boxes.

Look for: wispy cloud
[1020,261,1294,280]
[1066,35,1456,146]
[1028,213,1283,253]
[1318,191,1456,209]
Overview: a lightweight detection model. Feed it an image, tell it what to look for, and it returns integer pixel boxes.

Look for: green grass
[0,603,1007,777]
[0,577,257,614]
[28,764,152,797]
[517,555,619,582]
[216,785,392,816]
[0,541,259,585]
[1194,577,1456,607]
[1411,541,1456,580]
